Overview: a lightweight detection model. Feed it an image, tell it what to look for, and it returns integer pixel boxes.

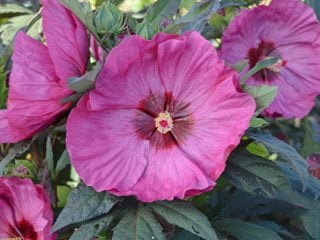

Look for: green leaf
[0,71,7,107]
[248,131,309,191]
[219,0,261,8]
[24,12,41,36]
[0,46,11,108]
[113,206,166,240]
[67,62,101,93]
[150,201,218,240]
[240,56,280,84]
[0,4,33,15]
[70,213,115,240]
[213,218,282,240]
[0,14,36,44]
[250,117,270,128]
[305,0,320,19]
[146,0,181,26]
[250,220,294,238]
[299,207,320,240]
[300,118,320,158]
[180,0,196,9]
[52,184,118,232]
[246,142,269,158]
[167,0,220,32]
[0,141,31,176]
[55,150,70,175]
[60,92,84,104]
[243,85,278,115]
[57,185,71,208]
[128,15,139,32]
[224,146,320,209]
[232,59,249,73]
[60,0,97,38]
[224,149,290,201]
[135,20,158,39]
[45,136,54,178]
[172,229,201,240]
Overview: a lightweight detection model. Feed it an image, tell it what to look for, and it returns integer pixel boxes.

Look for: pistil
[155,111,174,134]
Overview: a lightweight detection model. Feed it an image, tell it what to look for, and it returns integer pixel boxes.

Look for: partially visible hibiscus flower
[66,31,255,202]
[0,0,89,143]
[307,153,320,179]
[0,177,55,239]
[220,0,320,118]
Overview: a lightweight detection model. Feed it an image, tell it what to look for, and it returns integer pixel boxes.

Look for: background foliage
[1,0,320,239]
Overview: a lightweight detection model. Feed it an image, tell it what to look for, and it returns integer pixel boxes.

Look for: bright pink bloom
[0,177,55,239]
[220,0,320,118]
[66,31,255,202]
[0,0,89,143]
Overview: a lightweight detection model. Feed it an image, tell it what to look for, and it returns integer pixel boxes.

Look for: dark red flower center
[247,40,286,81]
[134,92,193,150]
[8,219,38,240]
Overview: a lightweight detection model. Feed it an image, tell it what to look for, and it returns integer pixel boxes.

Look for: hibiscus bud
[12,164,30,176]
[94,2,124,34]
[135,20,158,39]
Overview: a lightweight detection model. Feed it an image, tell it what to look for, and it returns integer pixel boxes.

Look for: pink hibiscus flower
[66,31,255,202]
[220,0,320,118]
[0,177,55,239]
[0,0,89,143]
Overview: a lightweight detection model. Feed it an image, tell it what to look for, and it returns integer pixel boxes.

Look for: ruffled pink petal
[66,95,149,192]
[264,0,320,46]
[0,180,15,238]
[157,31,225,109]
[0,32,70,143]
[260,74,316,118]
[34,185,55,240]
[219,7,264,63]
[112,146,216,202]
[9,32,63,98]
[180,70,255,176]
[244,44,320,119]
[276,43,320,93]
[0,110,26,143]
[40,0,89,86]
[89,35,168,110]
[0,198,16,237]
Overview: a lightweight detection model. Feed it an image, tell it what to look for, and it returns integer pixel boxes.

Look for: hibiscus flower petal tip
[40,0,89,85]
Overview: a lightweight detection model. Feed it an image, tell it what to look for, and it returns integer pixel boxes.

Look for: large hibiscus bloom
[66,31,255,202]
[220,0,320,118]
[0,0,89,142]
[0,177,55,239]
